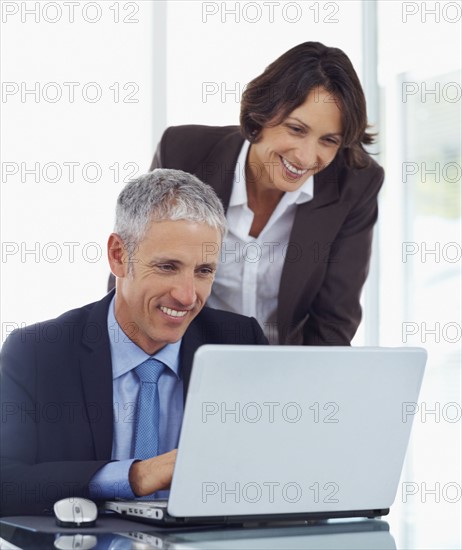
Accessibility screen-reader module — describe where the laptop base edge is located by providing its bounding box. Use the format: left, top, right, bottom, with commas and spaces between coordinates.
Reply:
111, 507, 390, 527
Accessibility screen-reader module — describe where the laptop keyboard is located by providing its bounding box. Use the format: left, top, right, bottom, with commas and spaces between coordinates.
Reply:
149, 499, 168, 508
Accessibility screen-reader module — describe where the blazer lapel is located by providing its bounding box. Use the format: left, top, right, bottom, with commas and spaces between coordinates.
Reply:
311, 153, 343, 209
79, 292, 115, 460
277, 156, 346, 341
195, 127, 244, 211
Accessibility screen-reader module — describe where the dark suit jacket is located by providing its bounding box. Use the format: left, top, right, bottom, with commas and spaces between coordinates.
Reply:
0, 291, 267, 516
149, 125, 385, 346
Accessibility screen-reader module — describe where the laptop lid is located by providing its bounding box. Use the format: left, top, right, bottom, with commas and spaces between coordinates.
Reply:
168, 345, 426, 518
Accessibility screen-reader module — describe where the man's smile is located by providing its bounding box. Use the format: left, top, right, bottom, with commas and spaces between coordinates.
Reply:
159, 306, 189, 318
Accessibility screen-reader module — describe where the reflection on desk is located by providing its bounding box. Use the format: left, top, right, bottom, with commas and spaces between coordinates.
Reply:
0, 516, 395, 549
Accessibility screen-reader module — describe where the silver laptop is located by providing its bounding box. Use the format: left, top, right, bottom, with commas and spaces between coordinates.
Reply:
105, 345, 426, 526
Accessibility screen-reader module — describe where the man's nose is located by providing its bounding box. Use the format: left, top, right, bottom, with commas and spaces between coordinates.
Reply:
170, 273, 197, 307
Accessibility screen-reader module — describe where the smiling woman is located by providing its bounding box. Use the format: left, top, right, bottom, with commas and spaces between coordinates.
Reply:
138, 42, 385, 346
245, 87, 343, 237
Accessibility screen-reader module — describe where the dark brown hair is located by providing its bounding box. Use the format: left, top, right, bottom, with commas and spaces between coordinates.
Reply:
240, 42, 376, 169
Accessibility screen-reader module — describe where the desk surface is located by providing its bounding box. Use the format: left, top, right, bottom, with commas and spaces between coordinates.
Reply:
0, 515, 394, 549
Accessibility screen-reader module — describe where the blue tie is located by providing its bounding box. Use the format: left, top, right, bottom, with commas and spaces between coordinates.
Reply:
133, 358, 165, 460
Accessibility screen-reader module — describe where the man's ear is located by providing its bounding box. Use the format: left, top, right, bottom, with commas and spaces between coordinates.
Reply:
107, 233, 128, 278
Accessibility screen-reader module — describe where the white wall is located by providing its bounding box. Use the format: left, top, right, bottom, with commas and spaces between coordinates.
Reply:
1, 1, 156, 336
166, 1, 362, 126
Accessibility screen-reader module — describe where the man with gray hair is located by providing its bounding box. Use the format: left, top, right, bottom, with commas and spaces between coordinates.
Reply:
0, 169, 267, 516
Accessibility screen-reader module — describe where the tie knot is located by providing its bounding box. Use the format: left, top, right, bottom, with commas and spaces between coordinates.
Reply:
134, 358, 165, 383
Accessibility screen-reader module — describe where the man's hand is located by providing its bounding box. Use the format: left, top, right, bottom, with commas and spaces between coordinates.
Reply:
129, 449, 177, 496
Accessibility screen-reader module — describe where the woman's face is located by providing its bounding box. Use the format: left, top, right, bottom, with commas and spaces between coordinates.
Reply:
247, 87, 343, 193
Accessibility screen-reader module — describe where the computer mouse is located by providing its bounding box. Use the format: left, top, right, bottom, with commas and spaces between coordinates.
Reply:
53, 497, 98, 527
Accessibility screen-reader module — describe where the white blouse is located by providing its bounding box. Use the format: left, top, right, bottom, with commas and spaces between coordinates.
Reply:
207, 140, 314, 344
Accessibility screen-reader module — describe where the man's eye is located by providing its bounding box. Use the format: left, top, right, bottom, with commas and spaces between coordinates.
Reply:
197, 267, 214, 276
157, 264, 175, 272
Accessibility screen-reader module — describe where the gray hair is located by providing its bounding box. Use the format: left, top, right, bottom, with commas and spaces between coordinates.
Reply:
114, 169, 227, 258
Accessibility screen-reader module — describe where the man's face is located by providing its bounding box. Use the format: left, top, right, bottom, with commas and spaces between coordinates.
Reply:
108, 219, 221, 354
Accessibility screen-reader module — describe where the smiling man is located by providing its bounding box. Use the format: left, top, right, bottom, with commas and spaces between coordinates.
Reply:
0, 169, 267, 516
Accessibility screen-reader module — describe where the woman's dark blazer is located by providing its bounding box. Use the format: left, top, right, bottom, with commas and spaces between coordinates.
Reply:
149, 125, 385, 346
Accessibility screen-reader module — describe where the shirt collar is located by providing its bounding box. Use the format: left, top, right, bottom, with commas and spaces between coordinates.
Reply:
288, 175, 314, 205
229, 140, 314, 207
230, 140, 250, 206
107, 295, 182, 380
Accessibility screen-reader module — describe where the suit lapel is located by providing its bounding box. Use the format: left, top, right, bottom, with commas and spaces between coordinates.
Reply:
179, 320, 203, 403
79, 292, 115, 460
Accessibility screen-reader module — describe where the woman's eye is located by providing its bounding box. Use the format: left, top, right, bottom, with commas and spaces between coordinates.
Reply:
288, 125, 303, 134
324, 137, 340, 145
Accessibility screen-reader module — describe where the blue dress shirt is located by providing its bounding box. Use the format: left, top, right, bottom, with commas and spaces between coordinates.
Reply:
89, 296, 183, 499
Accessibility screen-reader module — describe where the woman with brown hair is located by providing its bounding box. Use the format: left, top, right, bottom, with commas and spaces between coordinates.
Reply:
131, 42, 384, 345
